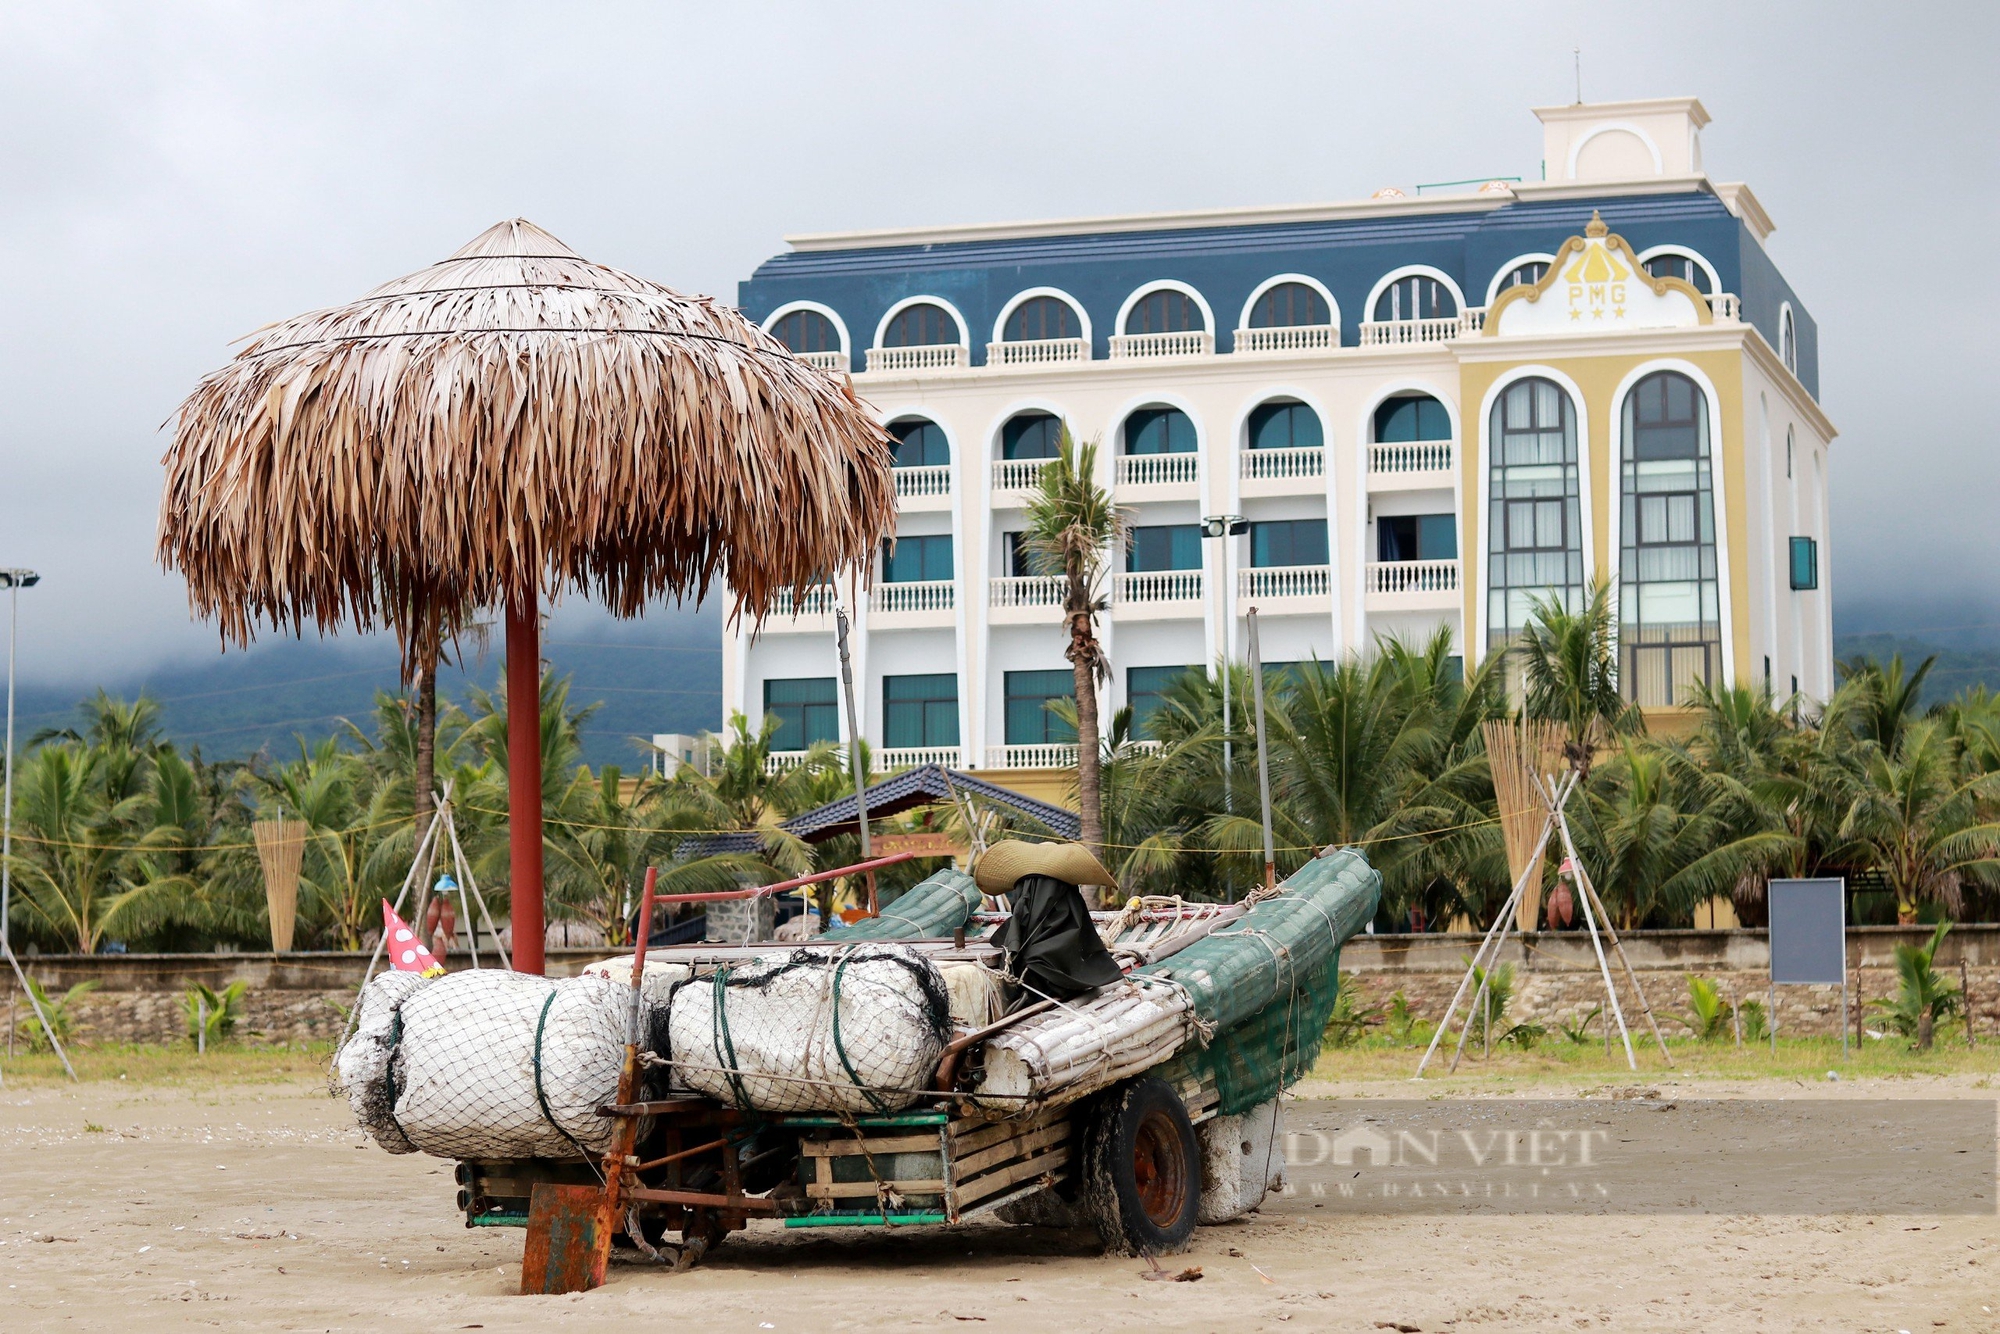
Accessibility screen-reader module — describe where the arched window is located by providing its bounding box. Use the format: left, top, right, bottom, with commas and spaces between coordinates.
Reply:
1497, 260, 1548, 294
1374, 274, 1457, 322
1001, 411, 1064, 461
888, 418, 949, 468
769, 308, 841, 354
1246, 282, 1329, 328
1486, 378, 1583, 652
1373, 394, 1451, 442
1619, 370, 1720, 706
1000, 295, 1080, 342
1124, 289, 1204, 335
1642, 253, 1714, 295
1779, 307, 1798, 374
882, 302, 959, 347
1248, 400, 1323, 451
1124, 407, 1196, 455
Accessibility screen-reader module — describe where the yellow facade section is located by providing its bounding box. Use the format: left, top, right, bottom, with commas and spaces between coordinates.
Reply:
1456, 346, 1751, 689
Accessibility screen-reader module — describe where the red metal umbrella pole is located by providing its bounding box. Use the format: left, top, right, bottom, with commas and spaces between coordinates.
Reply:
507, 596, 546, 975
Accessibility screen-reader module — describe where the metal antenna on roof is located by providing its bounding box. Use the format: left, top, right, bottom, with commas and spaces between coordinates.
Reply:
1573, 47, 1582, 104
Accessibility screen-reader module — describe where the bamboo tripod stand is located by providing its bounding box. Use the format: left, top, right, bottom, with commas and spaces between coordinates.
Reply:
1414, 763, 1675, 1077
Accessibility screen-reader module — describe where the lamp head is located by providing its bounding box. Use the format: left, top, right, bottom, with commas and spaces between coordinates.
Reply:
0, 570, 38, 589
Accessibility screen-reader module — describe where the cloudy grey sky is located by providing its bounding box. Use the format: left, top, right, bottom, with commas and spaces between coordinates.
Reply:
2, 1, 1994, 689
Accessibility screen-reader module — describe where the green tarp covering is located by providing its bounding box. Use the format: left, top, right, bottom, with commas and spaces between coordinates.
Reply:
1147, 848, 1380, 1116
827, 867, 981, 941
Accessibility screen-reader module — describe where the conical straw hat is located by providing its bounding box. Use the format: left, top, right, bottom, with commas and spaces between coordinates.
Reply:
973, 840, 1117, 894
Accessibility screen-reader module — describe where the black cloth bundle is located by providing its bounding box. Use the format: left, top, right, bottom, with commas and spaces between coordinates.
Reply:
991, 874, 1124, 1004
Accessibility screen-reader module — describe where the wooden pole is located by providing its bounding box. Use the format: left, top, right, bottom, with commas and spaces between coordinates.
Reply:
834, 607, 876, 915
1962, 959, 1975, 1048
1567, 850, 1675, 1067
1245, 608, 1276, 893
507, 596, 546, 975
1547, 784, 1636, 1071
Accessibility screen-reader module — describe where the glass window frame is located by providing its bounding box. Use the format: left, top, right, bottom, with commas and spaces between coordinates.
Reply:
1003, 669, 1078, 746
882, 673, 960, 749
763, 677, 839, 751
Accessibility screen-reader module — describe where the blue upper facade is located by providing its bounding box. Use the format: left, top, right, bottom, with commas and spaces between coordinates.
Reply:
739, 189, 1818, 399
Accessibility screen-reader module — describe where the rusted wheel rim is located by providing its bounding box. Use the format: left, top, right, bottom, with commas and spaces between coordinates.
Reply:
1131, 1107, 1188, 1226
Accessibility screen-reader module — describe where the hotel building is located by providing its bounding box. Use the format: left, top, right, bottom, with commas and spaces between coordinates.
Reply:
718, 97, 1835, 777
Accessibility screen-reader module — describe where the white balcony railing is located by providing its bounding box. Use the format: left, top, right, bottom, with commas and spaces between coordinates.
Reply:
989, 575, 1064, 608
1707, 292, 1741, 322
1240, 564, 1331, 600
892, 465, 951, 500
993, 458, 1054, 493
1233, 325, 1336, 354
770, 583, 838, 617
1115, 570, 1203, 603
874, 746, 963, 773
1109, 330, 1214, 359
871, 580, 955, 614
986, 337, 1090, 367
1366, 559, 1460, 594
763, 750, 814, 774
797, 350, 850, 373
1358, 309, 1485, 346
1116, 452, 1199, 487
865, 343, 971, 373
1368, 441, 1454, 474
1241, 446, 1325, 481
985, 743, 1079, 769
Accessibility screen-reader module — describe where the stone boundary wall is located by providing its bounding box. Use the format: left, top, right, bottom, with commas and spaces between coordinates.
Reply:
4, 928, 1995, 1046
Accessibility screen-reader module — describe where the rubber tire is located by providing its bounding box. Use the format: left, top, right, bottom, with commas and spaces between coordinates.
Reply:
1079, 1076, 1201, 1256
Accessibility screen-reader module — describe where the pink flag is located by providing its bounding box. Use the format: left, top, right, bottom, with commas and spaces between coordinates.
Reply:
383, 899, 445, 977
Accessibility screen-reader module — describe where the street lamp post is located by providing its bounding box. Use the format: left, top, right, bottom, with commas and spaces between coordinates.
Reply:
1, 568, 40, 957
1199, 516, 1247, 812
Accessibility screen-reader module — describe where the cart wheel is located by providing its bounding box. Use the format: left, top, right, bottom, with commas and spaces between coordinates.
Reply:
1080, 1077, 1200, 1255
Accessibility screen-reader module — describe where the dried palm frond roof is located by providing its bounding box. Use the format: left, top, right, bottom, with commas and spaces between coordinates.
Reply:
159, 218, 894, 663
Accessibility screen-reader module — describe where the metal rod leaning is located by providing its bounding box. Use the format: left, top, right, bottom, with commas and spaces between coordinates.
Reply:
1566, 839, 1674, 1067
1546, 780, 1636, 1070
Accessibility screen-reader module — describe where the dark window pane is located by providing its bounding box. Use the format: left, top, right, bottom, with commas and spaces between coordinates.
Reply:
883, 534, 953, 582
1003, 295, 1078, 342
1790, 536, 1817, 590
883, 302, 958, 347
883, 673, 959, 749
1002, 412, 1062, 460
1643, 253, 1713, 295
1417, 513, 1458, 560
1373, 394, 1451, 442
771, 309, 840, 354
1255, 518, 1329, 568
1127, 665, 1193, 737
1499, 261, 1548, 292
1124, 407, 1196, 455
1128, 524, 1203, 572
1249, 401, 1323, 450
888, 418, 949, 468
1124, 288, 1203, 334
763, 677, 839, 750
1248, 282, 1328, 328
1004, 669, 1078, 745
1373, 275, 1458, 321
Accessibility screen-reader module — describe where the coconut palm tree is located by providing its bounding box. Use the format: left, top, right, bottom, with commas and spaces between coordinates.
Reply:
1021, 428, 1122, 868
1838, 718, 2000, 923
261, 737, 413, 950
1838, 652, 1935, 755
1514, 578, 1633, 774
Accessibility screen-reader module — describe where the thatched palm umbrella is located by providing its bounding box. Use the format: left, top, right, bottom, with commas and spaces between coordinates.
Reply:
160, 219, 894, 972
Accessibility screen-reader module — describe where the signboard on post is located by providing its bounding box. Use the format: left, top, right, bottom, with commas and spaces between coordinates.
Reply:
1768, 877, 1848, 1057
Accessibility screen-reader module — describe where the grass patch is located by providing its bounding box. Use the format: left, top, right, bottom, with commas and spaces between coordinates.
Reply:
1307, 1031, 1997, 1089
0, 1041, 336, 1088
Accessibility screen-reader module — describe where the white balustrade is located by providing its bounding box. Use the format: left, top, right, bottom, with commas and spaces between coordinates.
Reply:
865, 343, 971, 373
1707, 292, 1741, 322
1240, 564, 1330, 599
1233, 325, 1335, 354
892, 465, 952, 499
985, 743, 1079, 769
874, 746, 963, 773
986, 337, 1090, 367
769, 584, 838, 617
763, 750, 814, 774
1108, 330, 1214, 359
1114, 570, 1203, 603
870, 580, 955, 614
1358, 309, 1485, 346
1366, 559, 1460, 594
1241, 446, 1325, 481
797, 350, 849, 372
1368, 441, 1454, 474
993, 458, 1054, 492
1116, 452, 1199, 487
989, 575, 1064, 608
